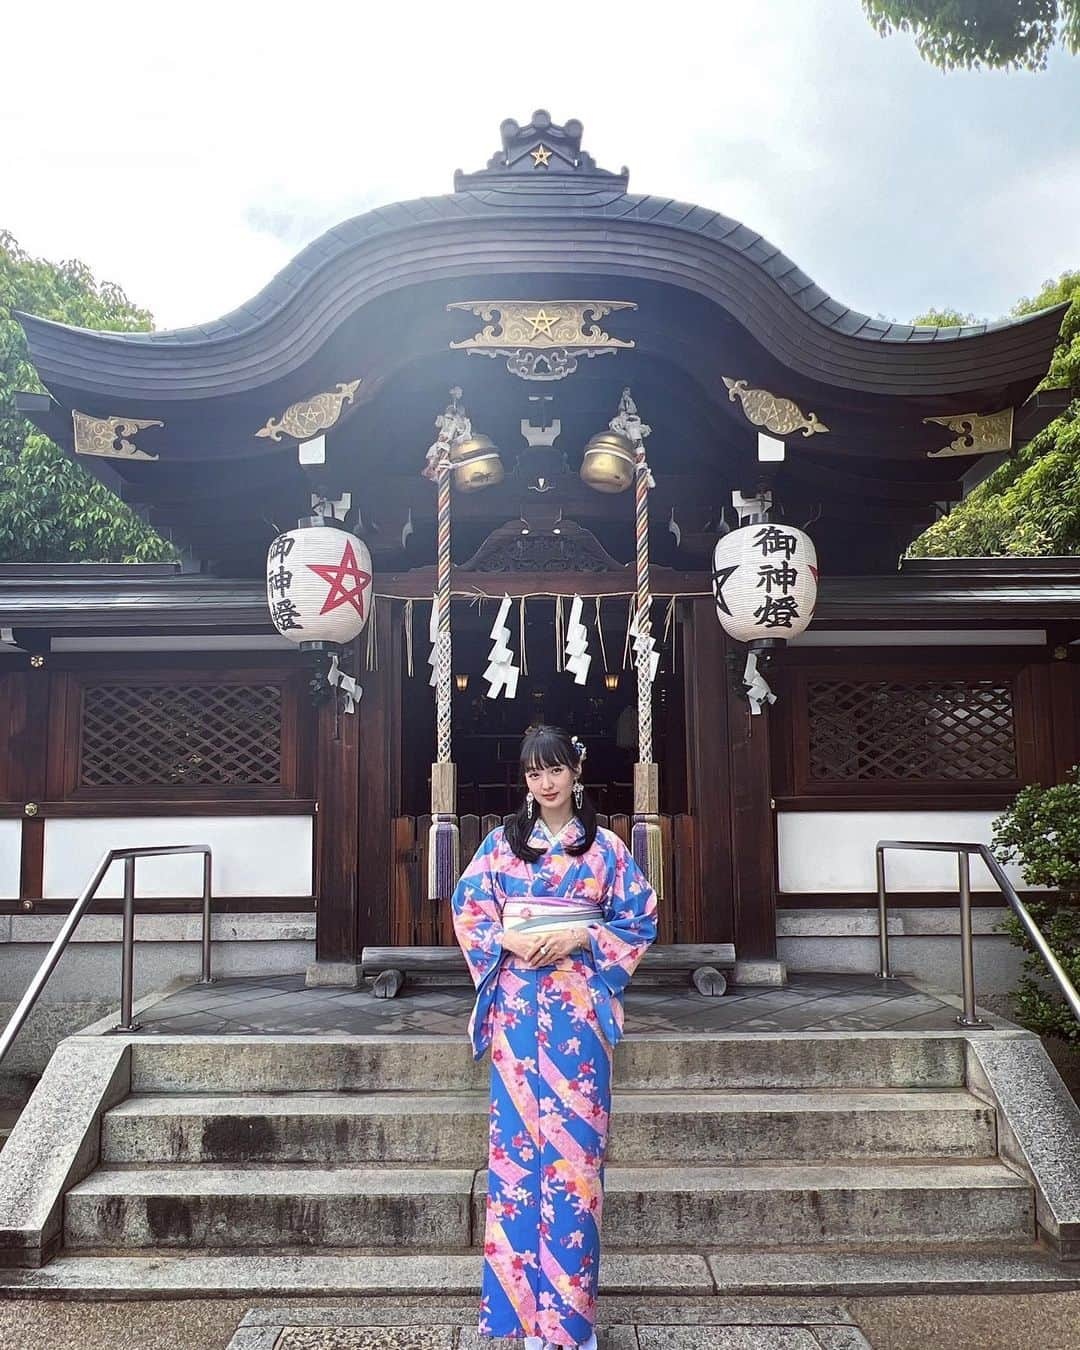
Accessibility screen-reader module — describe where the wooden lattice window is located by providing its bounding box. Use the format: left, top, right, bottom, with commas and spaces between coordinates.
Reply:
79, 682, 283, 788
807, 677, 1017, 782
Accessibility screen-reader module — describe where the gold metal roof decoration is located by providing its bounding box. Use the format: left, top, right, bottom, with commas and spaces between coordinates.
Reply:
256, 379, 362, 442
924, 408, 1014, 458
448, 300, 636, 382
722, 378, 829, 438
72, 411, 162, 461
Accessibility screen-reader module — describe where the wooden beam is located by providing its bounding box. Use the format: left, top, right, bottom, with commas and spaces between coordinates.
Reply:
374, 568, 711, 600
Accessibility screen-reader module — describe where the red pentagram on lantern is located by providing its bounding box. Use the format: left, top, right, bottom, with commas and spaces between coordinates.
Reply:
307, 540, 372, 619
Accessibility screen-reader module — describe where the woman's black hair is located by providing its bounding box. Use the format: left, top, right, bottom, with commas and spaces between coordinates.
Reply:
503, 724, 598, 863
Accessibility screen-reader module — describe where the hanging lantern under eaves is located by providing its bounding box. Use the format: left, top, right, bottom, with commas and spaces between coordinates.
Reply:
712, 522, 818, 644
266, 517, 373, 649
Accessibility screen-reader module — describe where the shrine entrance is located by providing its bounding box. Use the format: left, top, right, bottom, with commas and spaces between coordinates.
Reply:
393, 595, 695, 946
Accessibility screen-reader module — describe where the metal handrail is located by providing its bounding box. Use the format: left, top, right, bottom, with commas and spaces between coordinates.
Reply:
0, 844, 213, 1066
876, 839, 1080, 1030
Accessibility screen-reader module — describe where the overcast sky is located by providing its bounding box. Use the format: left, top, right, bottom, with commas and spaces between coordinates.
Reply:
3, 0, 1077, 332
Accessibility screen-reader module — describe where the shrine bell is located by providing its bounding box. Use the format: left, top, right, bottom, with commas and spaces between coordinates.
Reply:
450, 434, 504, 492
580, 430, 635, 493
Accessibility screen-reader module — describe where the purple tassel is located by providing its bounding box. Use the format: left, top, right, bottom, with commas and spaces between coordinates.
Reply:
428, 813, 460, 902
632, 814, 664, 899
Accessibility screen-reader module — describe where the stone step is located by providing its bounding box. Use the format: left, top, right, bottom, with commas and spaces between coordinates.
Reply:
129, 1032, 967, 1095
480, 1161, 1034, 1249
4, 1246, 1077, 1300
64, 1166, 476, 1250
101, 1088, 997, 1166
64, 1159, 1032, 1252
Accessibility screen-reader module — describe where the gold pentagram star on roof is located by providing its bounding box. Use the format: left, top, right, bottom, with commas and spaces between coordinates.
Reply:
531, 144, 552, 168
524, 308, 558, 338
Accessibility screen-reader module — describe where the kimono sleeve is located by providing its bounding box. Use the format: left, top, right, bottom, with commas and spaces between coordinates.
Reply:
451, 829, 508, 1057
584, 830, 658, 1044
450, 828, 506, 990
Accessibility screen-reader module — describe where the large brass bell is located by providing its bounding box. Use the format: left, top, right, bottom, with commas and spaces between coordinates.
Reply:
580, 430, 635, 493
450, 434, 504, 492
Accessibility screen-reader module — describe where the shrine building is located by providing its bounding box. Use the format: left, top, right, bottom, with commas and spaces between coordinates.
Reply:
1, 110, 1075, 1047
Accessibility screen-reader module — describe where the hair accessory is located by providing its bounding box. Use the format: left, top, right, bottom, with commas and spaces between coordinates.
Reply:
571, 734, 587, 763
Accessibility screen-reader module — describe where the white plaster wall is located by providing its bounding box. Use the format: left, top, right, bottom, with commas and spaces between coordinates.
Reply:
777, 933, 1024, 994
0, 820, 20, 899
42, 816, 313, 898
777, 810, 1033, 894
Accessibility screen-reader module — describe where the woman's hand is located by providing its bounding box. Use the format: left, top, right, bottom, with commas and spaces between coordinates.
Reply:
499, 929, 546, 965
501, 926, 591, 968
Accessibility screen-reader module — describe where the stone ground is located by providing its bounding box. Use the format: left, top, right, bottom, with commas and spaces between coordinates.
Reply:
109, 971, 1006, 1038
2, 1293, 1080, 1350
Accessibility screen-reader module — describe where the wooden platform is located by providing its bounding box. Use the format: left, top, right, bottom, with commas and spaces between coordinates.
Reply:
361, 942, 737, 998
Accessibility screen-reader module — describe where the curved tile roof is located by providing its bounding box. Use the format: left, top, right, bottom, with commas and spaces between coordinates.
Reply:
39, 188, 1060, 350
16, 112, 1069, 404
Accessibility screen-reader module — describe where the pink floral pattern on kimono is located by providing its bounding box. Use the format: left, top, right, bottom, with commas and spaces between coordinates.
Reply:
452, 819, 657, 1346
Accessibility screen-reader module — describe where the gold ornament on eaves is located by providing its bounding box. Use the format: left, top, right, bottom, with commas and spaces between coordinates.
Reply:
72, 411, 163, 460
256, 379, 362, 442
448, 301, 636, 351
722, 377, 829, 437
923, 408, 1014, 458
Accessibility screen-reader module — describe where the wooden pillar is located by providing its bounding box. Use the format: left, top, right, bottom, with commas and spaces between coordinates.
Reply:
6, 657, 50, 904
682, 599, 735, 943
314, 598, 400, 966
725, 633, 779, 959
1047, 651, 1080, 785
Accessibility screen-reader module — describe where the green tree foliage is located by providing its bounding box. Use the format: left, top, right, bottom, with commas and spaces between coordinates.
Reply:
863, 0, 1080, 71
910, 307, 976, 327
992, 772, 1080, 1043
0, 231, 174, 563
908, 271, 1080, 558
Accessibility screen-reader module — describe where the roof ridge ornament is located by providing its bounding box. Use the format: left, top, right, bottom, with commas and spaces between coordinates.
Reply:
454, 110, 629, 193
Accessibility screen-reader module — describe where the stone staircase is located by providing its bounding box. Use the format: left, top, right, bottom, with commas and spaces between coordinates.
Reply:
59, 1033, 1039, 1264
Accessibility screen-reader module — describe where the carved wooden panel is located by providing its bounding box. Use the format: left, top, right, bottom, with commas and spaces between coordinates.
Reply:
458, 519, 625, 573
806, 677, 1017, 782
79, 681, 283, 788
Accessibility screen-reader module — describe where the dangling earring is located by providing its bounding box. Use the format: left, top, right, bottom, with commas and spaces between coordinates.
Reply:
573, 782, 584, 810
526, 791, 537, 814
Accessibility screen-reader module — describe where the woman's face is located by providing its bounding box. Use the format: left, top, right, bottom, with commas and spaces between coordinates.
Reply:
524, 759, 579, 812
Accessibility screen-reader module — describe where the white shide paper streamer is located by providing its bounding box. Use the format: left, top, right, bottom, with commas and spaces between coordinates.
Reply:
483, 594, 520, 699
563, 594, 592, 686
744, 651, 777, 716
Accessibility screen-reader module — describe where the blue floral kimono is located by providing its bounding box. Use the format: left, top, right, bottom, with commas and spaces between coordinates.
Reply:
451, 819, 658, 1346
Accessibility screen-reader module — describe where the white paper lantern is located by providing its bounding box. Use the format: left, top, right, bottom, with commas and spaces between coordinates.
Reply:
712, 523, 818, 643
266, 523, 373, 647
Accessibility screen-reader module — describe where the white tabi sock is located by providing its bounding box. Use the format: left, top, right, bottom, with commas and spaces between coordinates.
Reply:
542, 1337, 597, 1350
524, 1338, 544, 1350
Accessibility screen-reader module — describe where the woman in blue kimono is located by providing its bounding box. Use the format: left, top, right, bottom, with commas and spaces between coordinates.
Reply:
451, 725, 658, 1350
